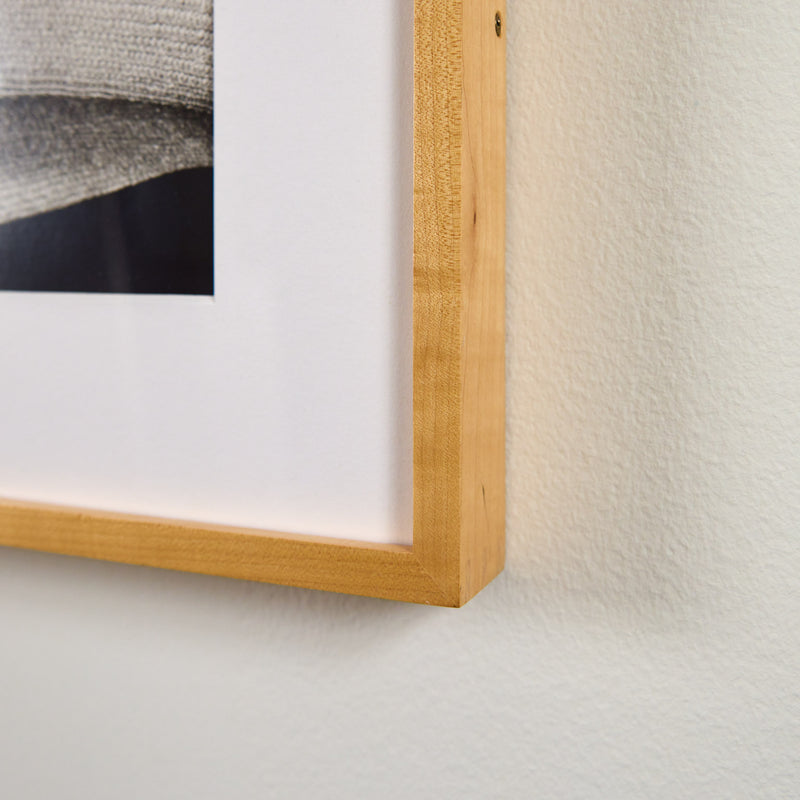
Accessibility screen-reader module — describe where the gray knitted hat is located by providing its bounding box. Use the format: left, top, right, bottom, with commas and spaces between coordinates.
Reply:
0, 0, 213, 225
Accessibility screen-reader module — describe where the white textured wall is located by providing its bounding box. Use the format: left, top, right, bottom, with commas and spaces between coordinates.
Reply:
1, 1, 798, 796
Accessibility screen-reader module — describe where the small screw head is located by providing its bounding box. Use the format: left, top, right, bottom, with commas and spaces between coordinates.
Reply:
495, 11, 502, 37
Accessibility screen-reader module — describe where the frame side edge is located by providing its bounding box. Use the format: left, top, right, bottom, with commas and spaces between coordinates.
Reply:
458, 0, 507, 605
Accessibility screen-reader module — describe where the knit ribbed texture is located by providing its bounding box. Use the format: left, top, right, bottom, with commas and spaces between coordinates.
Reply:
0, 97, 212, 226
0, 0, 212, 110
0, 0, 213, 224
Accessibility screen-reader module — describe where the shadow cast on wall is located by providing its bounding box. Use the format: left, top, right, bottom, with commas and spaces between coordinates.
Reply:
504, 0, 797, 628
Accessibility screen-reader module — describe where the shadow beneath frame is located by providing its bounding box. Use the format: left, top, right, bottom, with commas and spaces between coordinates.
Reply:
0, 546, 435, 664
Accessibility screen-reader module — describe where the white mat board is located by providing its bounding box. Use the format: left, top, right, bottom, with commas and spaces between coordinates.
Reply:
0, 0, 413, 545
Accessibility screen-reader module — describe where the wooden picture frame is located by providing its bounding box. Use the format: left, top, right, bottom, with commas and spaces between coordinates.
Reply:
0, 0, 505, 607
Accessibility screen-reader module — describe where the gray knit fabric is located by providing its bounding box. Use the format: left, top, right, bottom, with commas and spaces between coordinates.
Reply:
0, 0, 212, 225
0, 0, 212, 109
0, 97, 212, 226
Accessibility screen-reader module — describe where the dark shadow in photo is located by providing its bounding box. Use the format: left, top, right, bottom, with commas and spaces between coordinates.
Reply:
0, 167, 213, 295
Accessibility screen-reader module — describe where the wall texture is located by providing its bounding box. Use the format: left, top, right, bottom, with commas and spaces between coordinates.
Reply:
1, 1, 798, 797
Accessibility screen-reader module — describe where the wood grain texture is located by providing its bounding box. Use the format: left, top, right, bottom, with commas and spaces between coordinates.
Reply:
0, 0, 505, 607
412, 0, 506, 604
459, 0, 506, 603
0, 499, 449, 605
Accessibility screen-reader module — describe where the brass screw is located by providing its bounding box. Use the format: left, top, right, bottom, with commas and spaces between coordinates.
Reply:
495, 11, 502, 37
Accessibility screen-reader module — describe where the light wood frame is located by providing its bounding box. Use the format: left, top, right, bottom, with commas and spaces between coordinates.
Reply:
0, 0, 505, 607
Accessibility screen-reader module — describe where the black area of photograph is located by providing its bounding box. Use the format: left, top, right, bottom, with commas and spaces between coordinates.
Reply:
0, 0, 214, 295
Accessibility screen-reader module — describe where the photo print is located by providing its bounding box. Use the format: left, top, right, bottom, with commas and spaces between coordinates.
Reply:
0, 0, 213, 294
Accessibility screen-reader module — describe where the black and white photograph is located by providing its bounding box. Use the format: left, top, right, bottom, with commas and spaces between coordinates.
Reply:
0, 0, 213, 294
